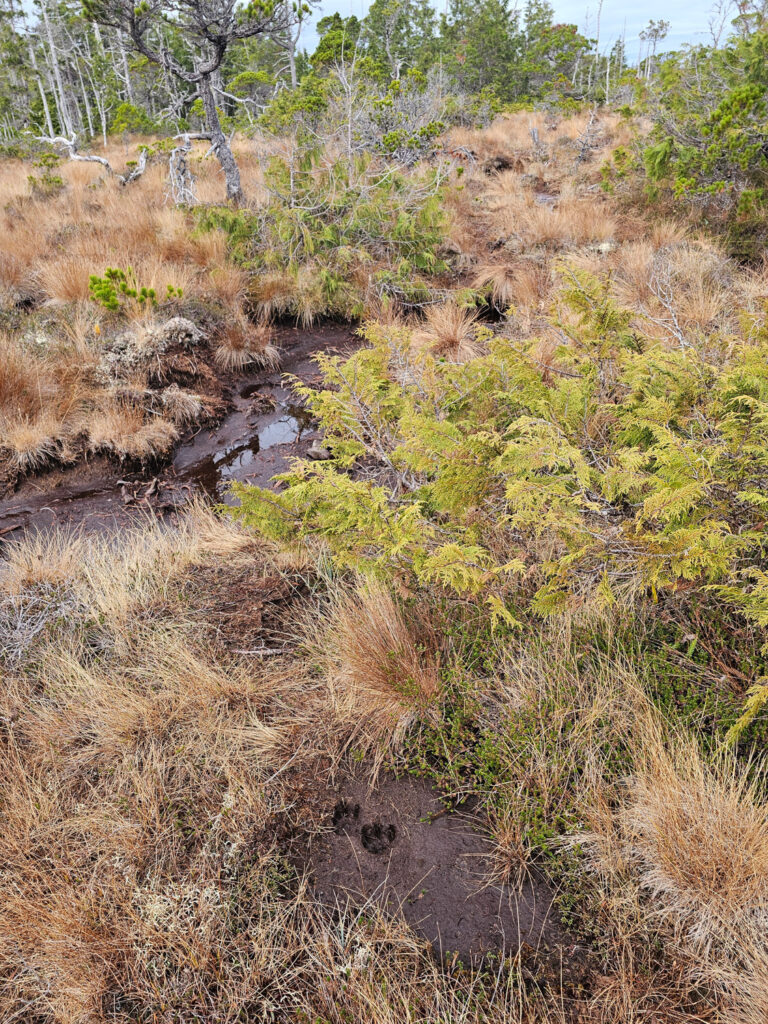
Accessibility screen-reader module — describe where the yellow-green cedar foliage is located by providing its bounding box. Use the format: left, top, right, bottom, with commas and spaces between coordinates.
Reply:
233, 275, 768, 690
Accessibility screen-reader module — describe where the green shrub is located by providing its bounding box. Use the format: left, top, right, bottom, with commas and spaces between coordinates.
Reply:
109, 102, 157, 135
642, 27, 768, 251
27, 151, 64, 197
232, 273, 768, 667
197, 151, 448, 320
89, 266, 166, 312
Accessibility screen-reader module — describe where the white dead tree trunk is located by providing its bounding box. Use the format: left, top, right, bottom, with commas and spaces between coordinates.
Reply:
168, 133, 197, 204
27, 35, 55, 137
39, 0, 73, 135
116, 31, 134, 103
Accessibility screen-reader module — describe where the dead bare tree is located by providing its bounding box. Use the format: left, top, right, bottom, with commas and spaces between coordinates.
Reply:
271, 1, 315, 89
82, 0, 296, 203
168, 133, 198, 204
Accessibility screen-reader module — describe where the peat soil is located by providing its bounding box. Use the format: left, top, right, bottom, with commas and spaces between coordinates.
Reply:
0, 322, 355, 538
307, 774, 585, 981
0, 319, 593, 997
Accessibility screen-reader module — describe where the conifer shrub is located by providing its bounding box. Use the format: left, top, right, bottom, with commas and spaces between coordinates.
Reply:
197, 152, 448, 321
27, 152, 64, 197
232, 274, 768, 732
641, 27, 768, 254
88, 267, 182, 313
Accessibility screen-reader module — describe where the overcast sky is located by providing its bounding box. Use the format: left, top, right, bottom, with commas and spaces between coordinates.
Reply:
302, 0, 729, 59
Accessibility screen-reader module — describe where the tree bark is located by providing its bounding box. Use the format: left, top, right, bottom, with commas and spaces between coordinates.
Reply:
288, 44, 297, 89
117, 31, 134, 103
74, 54, 94, 137
28, 38, 55, 137
40, 1, 72, 135
198, 71, 244, 204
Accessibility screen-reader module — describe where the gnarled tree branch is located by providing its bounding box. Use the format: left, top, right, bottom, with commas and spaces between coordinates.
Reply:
37, 135, 150, 186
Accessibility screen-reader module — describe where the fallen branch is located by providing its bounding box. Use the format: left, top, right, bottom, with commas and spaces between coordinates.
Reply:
37, 134, 150, 186
37, 134, 111, 171
233, 647, 285, 656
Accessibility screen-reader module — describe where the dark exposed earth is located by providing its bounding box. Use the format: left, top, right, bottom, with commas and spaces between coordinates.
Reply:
307, 774, 576, 967
0, 322, 356, 537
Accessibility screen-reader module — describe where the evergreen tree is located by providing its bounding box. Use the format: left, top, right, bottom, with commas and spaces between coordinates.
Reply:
311, 12, 362, 68
362, 0, 437, 78
439, 0, 523, 100
0, 0, 31, 137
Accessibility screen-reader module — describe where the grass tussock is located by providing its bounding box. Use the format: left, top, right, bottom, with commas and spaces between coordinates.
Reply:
310, 581, 442, 770
86, 400, 180, 460
0, 308, 216, 483
159, 383, 205, 425
412, 301, 482, 361
214, 316, 280, 371
619, 745, 768, 952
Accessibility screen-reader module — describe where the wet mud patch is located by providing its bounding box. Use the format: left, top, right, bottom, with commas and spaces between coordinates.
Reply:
0, 324, 356, 539
308, 774, 572, 967
168, 322, 353, 498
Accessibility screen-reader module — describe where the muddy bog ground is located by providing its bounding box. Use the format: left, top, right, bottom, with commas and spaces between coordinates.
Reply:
307, 774, 581, 975
0, 322, 356, 538
1, 321, 588, 983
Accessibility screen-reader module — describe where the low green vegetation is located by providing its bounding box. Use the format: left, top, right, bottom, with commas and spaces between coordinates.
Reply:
234, 277, 768, 742
198, 152, 448, 321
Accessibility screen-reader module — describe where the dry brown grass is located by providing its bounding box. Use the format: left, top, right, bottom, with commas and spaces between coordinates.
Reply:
0, 138, 278, 479
0, 329, 96, 477
501, 629, 768, 1024
4, 112, 768, 1024
0, 413, 69, 472
412, 301, 483, 361
250, 270, 300, 322
485, 627, 768, 1024
473, 259, 550, 313
0, 512, 568, 1024
310, 580, 442, 771
441, 110, 768, 365
214, 315, 279, 371
620, 744, 768, 953
0, 323, 206, 481
86, 400, 179, 460
0, 140, 260, 312
513, 197, 616, 249
36, 254, 96, 304
160, 383, 205, 425
575, 734, 768, 1023
608, 236, 741, 344
206, 263, 249, 306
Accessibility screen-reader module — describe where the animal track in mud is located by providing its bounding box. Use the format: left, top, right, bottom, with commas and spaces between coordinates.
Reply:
332, 799, 360, 832
361, 822, 397, 854
310, 777, 571, 963
331, 801, 396, 854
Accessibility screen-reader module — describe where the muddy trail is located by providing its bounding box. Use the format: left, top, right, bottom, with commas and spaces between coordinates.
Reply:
0, 323, 355, 539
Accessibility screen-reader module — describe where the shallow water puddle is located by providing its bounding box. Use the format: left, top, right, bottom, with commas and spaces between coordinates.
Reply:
172, 401, 315, 499
0, 324, 356, 536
